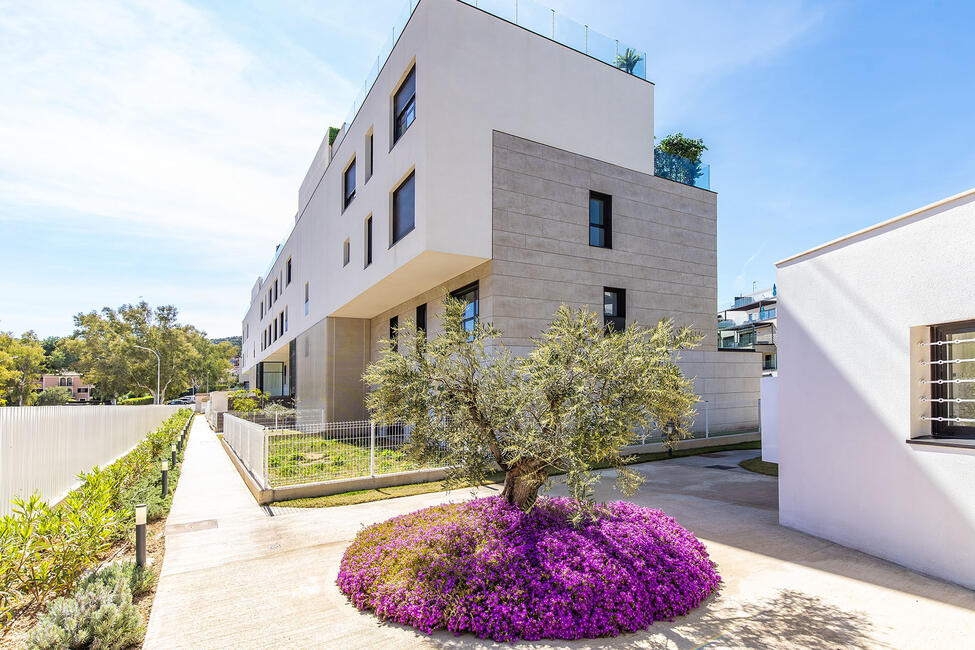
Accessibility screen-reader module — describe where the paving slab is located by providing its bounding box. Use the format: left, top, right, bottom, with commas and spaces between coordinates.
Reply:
145, 420, 975, 649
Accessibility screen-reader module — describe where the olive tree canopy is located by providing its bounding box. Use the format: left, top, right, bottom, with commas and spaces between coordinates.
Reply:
364, 295, 700, 516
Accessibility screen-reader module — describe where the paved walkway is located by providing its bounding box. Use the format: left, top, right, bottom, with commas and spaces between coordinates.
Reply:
145, 417, 975, 649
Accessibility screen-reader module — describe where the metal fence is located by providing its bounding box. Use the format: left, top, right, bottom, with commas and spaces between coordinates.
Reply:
223, 399, 761, 491
0, 405, 182, 515
223, 413, 449, 489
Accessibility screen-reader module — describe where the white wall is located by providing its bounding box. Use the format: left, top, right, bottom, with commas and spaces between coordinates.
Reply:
760, 375, 778, 463
776, 189, 975, 589
0, 405, 181, 514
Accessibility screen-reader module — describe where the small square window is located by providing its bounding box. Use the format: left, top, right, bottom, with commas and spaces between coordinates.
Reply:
603, 287, 626, 332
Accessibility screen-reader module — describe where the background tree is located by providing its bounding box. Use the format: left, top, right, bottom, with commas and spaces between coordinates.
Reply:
40, 336, 82, 374
74, 302, 234, 403
364, 296, 700, 517
0, 332, 46, 406
654, 132, 708, 186
614, 47, 644, 74
36, 386, 72, 405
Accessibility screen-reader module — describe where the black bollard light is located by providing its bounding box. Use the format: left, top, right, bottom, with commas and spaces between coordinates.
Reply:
177, 435, 182, 453
135, 503, 147, 567
171, 444, 177, 468
161, 459, 169, 497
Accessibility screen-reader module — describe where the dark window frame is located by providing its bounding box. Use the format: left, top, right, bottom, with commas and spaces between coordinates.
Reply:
343, 157, 356, 209
603, 287, 626, 332
393, 66, 416, 145
416, 303, 427, 337
365, 216, 373, 267
286, 257, 292, 285
389, 315, 399, 352
343, 239, 350, 267
366, 131, 374, 181
391, 171, 415, 246
930, 319, 975, 438
589, 191, 612, 249
450, 281, 479, 334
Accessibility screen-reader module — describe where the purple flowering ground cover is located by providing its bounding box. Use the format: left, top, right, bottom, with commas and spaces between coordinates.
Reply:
337, 496, 720, 642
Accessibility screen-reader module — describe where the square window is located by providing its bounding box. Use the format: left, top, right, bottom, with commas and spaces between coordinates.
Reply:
344, 157, 356, 209
589, 191, 612, 248
929, 320, 975, 438
393, 66, 416, 144
603, 287, 626, 332
392, 172, 415, 245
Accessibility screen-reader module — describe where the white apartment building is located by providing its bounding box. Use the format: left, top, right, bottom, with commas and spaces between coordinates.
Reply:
718, 286, 777, 374
240, 0, 760, 429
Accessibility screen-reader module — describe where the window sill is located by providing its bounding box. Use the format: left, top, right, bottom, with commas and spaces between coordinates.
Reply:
906, 436, 975, 451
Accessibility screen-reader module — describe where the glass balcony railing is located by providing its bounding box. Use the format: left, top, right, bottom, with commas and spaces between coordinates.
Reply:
654, 149, 710, 190
718, 319, 736, 329
459, 0, 647, 80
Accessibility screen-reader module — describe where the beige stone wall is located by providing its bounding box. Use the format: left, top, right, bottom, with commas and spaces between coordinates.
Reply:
490, 131, 759, 432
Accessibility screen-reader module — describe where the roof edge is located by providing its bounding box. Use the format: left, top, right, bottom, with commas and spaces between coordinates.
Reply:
775, 186, 975, 267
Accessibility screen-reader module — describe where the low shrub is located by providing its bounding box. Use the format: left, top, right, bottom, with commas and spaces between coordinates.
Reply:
28, 564, 144, 650
338, 496, 720, 642
0, 409, 191, 628
120, 396, 153, 406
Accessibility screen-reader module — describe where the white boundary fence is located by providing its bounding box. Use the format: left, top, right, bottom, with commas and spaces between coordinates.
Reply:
0, 405, 181, 515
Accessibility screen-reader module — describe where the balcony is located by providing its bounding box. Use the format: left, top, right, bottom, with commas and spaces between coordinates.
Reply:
654, 149, 710, 190
459, 0, 648, 80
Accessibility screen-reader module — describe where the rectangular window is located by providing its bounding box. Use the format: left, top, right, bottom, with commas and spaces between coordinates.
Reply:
284, 307, 288, 332
260, 301, 264, 318
268, 288, 272, 306
59, 377, 72, 386
365, 216, 373, 266
344, 157, 356, 209
286, 257, 292, 285
274, 319, 278, 341
343, 238, 350, 266
451, 282, 479, 333
603, 287, 626, 332
279, 312, 284, 338
929, 320, 975, 438
304, 282, 309, 316
389, 315, 399, 352
416, 303, 427, 336
365, 131, 374, 180
274, 279, 279, 301
589, 191, 612, 248
393, 66, 416, 144
392, 171, 415, 245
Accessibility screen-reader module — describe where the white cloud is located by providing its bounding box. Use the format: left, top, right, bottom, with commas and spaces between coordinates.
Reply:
0, 0, 350, 245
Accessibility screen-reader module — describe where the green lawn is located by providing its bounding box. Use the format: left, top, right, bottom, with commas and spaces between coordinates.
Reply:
273, 440, 762, 508
739, 455, 779, 477
265, 430, 439, 487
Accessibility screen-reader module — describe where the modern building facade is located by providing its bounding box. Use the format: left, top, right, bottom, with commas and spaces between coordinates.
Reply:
776, 187, 975, 589
38, 372, 95, 402
718, 286, 777, 374
240, 0, 759, 430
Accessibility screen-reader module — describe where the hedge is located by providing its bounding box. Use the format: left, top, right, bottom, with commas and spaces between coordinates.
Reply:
119, 396, 154, 406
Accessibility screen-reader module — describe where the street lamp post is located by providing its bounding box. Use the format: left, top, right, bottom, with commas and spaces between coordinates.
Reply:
134, 345, 161, 405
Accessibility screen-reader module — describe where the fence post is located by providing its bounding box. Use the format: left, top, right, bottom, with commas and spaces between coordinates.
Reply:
705, 400, 710, 438
370, 420, 376, 477
758, 398, 762, 434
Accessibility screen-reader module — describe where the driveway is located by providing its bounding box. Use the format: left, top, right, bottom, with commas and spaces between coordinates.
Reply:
145, 422, 975, 649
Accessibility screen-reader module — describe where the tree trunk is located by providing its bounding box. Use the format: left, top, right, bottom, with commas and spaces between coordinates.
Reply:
501, 464, 542, 511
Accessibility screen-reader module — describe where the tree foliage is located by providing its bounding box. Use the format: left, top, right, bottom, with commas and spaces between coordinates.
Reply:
0, 332, 46, 406
36, 387, 72, 406
654, 133, 708, 187
614, 47, 644, 74
364, 295, 700, 517
656, 132, 707, 162
73, 302, 233, 403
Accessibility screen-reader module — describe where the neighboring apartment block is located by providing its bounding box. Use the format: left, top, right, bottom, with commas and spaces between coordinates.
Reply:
38, 372, 95, 402
240, 0, 760, 430
718, 286, 777, 374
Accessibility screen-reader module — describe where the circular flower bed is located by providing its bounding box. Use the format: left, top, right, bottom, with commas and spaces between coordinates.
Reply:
337, 496, 720, 642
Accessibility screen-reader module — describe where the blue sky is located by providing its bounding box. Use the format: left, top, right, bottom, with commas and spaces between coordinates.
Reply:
1, 0, 973, 338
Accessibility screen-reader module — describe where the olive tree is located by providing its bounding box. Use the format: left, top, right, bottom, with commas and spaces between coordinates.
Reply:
364, 295, 700, 515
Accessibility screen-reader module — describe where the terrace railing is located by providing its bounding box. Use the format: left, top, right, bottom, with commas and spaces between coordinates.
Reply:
654, 149, 710, 190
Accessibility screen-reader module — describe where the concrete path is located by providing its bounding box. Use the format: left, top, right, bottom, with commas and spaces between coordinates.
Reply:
145, 417, 975, 649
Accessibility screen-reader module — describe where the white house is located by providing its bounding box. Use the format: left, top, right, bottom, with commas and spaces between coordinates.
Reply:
239, 0, 760, 431
776, 187, 975, 589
